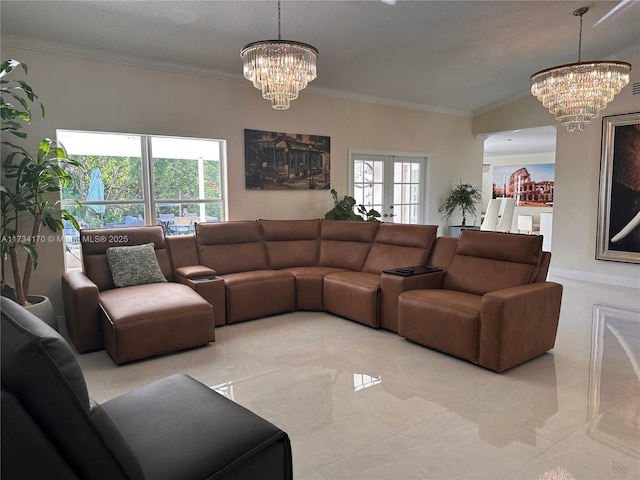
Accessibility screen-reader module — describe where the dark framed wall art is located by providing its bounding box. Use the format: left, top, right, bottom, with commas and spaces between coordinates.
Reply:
596, 112, 640, 263
244, 129, 330, 190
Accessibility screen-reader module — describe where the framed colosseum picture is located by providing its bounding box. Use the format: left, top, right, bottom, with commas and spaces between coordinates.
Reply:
596, 112, 640, 263
492, 163, 555, 207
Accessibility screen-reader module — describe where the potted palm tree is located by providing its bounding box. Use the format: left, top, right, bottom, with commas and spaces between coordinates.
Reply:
1, 59, 82, 323
439, 181, 482, 229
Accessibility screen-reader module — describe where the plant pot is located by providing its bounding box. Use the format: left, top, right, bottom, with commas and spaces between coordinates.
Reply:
24, 295, 58, 331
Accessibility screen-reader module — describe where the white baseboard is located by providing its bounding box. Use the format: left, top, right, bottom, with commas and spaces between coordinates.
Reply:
549, 267, 640, 289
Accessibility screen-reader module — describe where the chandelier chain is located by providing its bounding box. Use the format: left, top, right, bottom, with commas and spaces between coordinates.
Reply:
278, 0, 281, 40
577, 9, 583, 62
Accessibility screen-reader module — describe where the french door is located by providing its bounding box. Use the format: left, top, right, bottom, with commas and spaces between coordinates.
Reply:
349, 151, 428, 224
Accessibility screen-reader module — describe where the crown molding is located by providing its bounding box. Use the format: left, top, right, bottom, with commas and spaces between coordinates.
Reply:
473, 89, 532, 117
1, 34, 245, 84
307, 85, 472, 117
2, 34, 472, 118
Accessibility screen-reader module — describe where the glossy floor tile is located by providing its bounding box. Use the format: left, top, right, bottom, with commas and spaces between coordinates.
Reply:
76, 277, 640, 479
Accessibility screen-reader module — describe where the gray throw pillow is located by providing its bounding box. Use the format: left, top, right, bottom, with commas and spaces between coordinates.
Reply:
106, 243, 167, 288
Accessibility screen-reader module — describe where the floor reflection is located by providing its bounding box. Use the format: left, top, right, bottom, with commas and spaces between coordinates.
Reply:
588, 304, 640, 458
353, 373, 382, 392
77, 279, 640, 479
538, 465, 576, 480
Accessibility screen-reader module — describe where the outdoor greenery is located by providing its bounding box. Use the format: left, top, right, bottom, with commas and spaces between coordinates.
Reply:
61, 154, 222, 229
324, 189, 381, 222
0, 59, 82, 305
438, 181, 482, 226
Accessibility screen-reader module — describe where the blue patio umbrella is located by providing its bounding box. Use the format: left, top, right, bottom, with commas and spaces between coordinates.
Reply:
86, 167, 105, 213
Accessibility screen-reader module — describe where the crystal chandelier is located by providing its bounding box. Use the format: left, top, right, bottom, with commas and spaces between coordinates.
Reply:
530, 7, 631, 132
241, 0, 318, 110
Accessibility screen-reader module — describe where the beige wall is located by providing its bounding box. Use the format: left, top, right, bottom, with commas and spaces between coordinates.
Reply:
3, 46, 483, 313
475, 48, 640, 286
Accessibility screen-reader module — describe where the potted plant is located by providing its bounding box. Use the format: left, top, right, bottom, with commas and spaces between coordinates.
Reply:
324, 189, 381, 222
438, 181, 482, 227
1, 59, 82, 320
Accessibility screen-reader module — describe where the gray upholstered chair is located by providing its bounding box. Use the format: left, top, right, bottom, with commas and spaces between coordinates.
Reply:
1, 298, 293, 480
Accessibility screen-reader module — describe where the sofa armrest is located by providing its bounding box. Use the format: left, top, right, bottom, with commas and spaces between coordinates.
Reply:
61, 271, 102, 353
175, 269, 226, 327
479, 281, 563, 372
380, 270, 445, 332
175, 265, 217, 279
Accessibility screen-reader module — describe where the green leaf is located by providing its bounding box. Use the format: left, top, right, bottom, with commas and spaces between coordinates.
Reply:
62, 210, 81, 231
0, 59, 22, 78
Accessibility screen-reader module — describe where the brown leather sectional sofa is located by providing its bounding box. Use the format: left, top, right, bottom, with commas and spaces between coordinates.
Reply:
62, 226, 215, 364
62, 219, 562, 371
397, 230, 562, 372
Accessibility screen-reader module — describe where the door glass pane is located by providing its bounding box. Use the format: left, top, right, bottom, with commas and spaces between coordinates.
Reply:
353, 159, 384, 213
373, 161, 384, 182
393, 159, 421, 224
372, 183, 384, 206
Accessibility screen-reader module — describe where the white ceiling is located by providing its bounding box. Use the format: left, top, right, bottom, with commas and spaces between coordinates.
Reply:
483, 125, 557, 157
2, 0, 638, 155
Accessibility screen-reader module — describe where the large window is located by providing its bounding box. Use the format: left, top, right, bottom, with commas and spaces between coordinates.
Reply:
58, 130, 226, 268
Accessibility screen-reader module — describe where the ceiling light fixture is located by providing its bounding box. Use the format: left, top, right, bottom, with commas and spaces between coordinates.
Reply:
241, 0, 318, 110
530, 7, 631, 132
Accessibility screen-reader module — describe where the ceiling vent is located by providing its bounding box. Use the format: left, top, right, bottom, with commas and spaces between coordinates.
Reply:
632, 82, 640, 97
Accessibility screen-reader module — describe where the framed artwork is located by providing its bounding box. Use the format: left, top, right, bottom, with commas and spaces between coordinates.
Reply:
596, 112, 640, 263
492, 163, 554, 206
244, 129, 330, 190
588, 305, 639, 458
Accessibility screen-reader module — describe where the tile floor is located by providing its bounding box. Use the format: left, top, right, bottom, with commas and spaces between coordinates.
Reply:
76, 277, 640, 479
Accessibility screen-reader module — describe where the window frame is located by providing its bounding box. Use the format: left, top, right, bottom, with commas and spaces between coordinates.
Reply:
58, 129, 228, 228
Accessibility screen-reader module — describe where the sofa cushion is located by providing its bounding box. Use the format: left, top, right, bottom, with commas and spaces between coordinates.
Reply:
318, 220, 379, 271
165, 235, 200, 269
398, 289, 482, 362
222, 270, 296, 323
259, 219, 320, 269
81, 226, 172, 291
362, 224, 437, 274
323, 272, 381, 327
2, 299, 90, 411
1, 386, 81, 479
426, 236, 458, 270
442, 230, 543, 296
101, 374, 292, 480
281, 266, 348, 310
106, 243, 168, 288
196, 221, 268, 274
100, 283, 215, 364
1, 299, 143, 479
